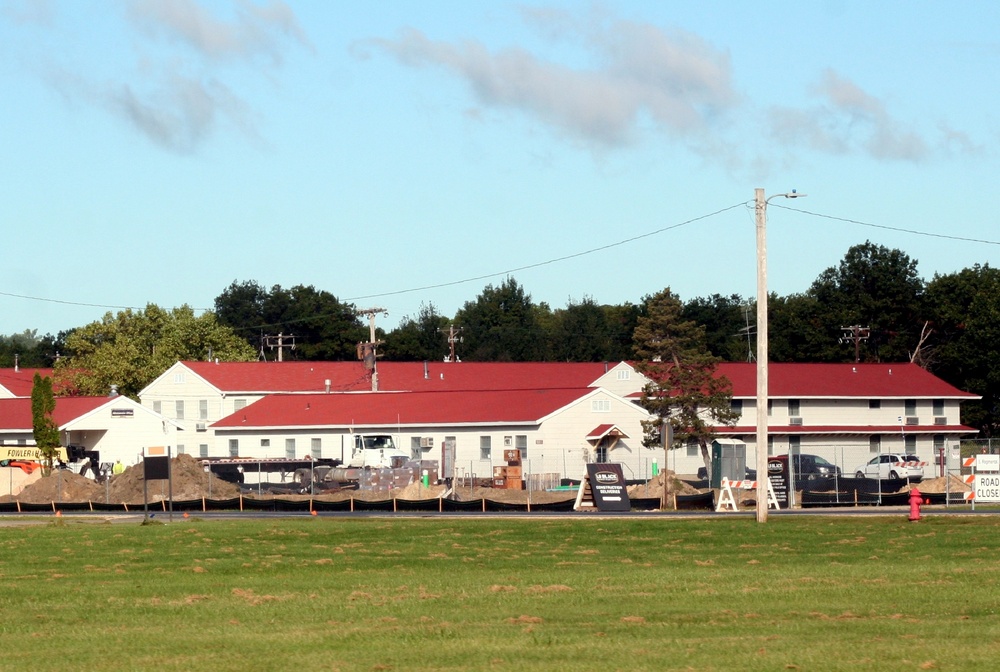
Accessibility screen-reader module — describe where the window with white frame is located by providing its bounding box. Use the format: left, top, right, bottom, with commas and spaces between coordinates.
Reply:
480, 436, 491, 461
260, 438, 270, 448
788, 399, 800, 417
516, 435, 528, 460
174, 371, 185, 384
199, 399, 209, 421
234, 399, 247, 411
596, 443, 608, 462
285, 438, 296, 459
933, 399, 945, 416
591, 399, 611, 412
933, 434, 945, 452
228, 439, 239, 457
175, 400, 185, 420
199, 444, 208, 458
731, 399, 743, 414
789, 436, 801, 454
905, 435, 917, 452
616, 369, 630, 380
311, 438, 322, 459
153, 400, 161, 414
176, 444, 185, 455
870, 435, 881, 453
905, 399, 917, 416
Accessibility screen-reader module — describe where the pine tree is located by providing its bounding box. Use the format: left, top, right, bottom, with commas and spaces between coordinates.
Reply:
31, 373, 60, 471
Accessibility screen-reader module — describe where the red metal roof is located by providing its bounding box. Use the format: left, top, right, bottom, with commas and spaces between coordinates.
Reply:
0, 368, 54, 397
212, 388, 596, 428
181, 361, 610, 394
0, 397, 112, 430
586, 424, 629, 440
717, 363, 976, 399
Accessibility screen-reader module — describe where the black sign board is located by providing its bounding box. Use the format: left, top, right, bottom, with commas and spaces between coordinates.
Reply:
584, 463, 631, 512
767, 457, 789, 508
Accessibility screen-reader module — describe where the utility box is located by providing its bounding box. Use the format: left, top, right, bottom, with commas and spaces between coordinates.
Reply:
710, 439, 748, 489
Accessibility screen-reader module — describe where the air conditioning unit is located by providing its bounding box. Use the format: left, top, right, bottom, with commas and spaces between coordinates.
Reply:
419, 437, 434, 448
905, 417, 919, 425
789, 417, 803, 426
196, 423, 207, 432
934, 417, 947, 425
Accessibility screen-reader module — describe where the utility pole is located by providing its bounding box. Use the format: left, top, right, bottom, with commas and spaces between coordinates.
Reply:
261, 332, 296, 362
838, 325, 870, 363
440, 325, 463, 362
356, 308, 387, 391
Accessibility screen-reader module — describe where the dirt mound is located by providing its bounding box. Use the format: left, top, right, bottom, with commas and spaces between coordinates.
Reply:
3, 454, 242, 505
909, 475, 970, 494
0, 470, 104, 504
627, 471, 703, 500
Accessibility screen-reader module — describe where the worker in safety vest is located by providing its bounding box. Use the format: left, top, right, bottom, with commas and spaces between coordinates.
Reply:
112, 460, 124, 475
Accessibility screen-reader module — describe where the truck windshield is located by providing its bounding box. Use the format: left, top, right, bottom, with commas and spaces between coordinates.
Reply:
361, 436, 395, 450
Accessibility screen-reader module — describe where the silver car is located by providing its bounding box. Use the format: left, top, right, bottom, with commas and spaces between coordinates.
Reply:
853, 453, 924, 482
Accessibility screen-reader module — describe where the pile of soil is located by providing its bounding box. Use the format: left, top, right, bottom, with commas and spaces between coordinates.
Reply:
627, 471, 703, 500
3, 454, 242, 505
906, 475, 971, 493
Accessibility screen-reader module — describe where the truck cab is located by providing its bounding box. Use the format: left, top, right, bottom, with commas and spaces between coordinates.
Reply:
346, 434, 409, 469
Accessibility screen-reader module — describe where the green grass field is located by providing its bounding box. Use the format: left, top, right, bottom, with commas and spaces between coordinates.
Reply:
1, 513, 999, 671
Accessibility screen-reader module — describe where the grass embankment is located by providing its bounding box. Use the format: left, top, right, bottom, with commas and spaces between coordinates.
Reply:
0, 515, 998, 671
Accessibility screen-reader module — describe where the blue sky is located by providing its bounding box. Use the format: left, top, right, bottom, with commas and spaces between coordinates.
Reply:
2, 0, 998, 338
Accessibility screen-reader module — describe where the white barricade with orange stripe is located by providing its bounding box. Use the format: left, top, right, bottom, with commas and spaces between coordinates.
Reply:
716, 477, 780, 512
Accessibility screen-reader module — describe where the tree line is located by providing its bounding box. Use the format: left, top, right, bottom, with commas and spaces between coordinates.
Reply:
2, 241, 998, 436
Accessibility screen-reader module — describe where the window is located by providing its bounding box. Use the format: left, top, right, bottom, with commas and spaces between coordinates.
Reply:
933, 399, 945, 416
175, 400, 185, 420
933, 434, 945, 452
260, 439, 270, 448
174, 371, 185, 384
591, 399, 611, 412
152, 400, 162, 414
285, 438, 296, 460
731, 399, 743, 414
199, 400, 209, 421
616, 369, 630, 380
767, 436, 774, 455
870, 435, 881, 453
176, 444, 185, 455
905, 399, 917, 416
767, 399, 773, 417
596, 444, 608, 462
311, 438, 322, 459
410, 437, 423, 460
516, 435, 528, 460
480, 436, 492, 461
789, 436, 801, 454
788, 400, 800, 417
869, 399, 881, 409
199, 444, 208, 458
234, 399, 247, 411
905, 435, 917, 452
228, 439, 239, 457
686, 439, 698, 457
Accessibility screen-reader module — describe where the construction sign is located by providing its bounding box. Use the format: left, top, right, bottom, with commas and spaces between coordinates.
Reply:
574, 463, 630, 512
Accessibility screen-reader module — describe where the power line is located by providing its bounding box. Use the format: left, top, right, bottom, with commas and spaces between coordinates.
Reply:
772, 203, 1000, 246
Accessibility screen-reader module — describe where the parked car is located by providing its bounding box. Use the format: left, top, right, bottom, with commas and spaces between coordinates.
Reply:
852, 453, 924, 482
774, 454, 842, 490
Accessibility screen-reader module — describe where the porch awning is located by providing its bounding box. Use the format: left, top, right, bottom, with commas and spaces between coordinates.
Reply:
586, 424, 629, 441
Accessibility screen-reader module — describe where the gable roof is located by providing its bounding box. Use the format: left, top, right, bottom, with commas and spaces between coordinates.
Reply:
212, 387, 606, 429
0, 396, 111, 431
0, 368, 54, 397
169, 361, 613, 395
716, 363, 976, 399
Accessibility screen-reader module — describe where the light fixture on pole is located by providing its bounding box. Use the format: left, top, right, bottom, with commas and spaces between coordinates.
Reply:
755, 187, 805, 523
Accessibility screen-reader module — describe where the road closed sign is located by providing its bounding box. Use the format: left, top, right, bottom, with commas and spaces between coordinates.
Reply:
974, 474, 1000, 502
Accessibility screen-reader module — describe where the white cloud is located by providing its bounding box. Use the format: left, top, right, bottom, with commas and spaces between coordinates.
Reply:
768, 69, 929, 162
127, 0, 310, 64
363, 15, 738, 149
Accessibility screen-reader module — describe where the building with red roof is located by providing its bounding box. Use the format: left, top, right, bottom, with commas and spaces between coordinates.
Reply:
136, 359, 978, 481
0, 367, 54, 398
0, 395, 181, 469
